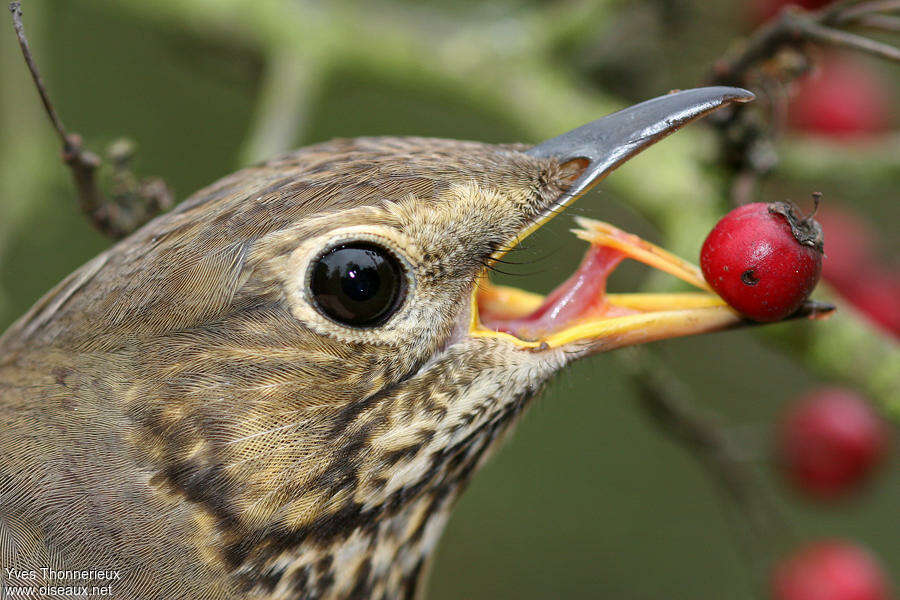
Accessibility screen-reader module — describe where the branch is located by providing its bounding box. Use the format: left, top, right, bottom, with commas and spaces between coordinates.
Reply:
238, 48, 322, 166
8, 2, 66, 145
797, 18, 900, 61
708, 0, 900, 204
0, 5, 59, 319
761, 285, 900, 420
713, 1, 900, 85
8, 2, 173, 239
621, 349, 793, 591
850, 13, 900, 33
824, 0, 900, 25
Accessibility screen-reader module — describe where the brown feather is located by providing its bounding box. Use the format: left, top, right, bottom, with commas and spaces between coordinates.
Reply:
0, 137, 578, 599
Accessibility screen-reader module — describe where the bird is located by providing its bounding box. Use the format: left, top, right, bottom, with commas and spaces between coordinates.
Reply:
0, 87, 789, 600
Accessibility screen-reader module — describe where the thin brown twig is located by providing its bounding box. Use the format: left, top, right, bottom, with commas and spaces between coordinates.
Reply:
708, 0, 900, 206
9, 2, 105, 224
713, 4, 900, 85
9, 2, 67, 146
851, 13, 900, 31
825, 0, 900, 24
797, 17, 900, 60
622, 350, 795, 592
818, 0, 876, 21
629, 356, 792, 546
7, 2, 173, 239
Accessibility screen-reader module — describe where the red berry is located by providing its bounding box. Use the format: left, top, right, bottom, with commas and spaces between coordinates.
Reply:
779, 388, 889, 499
773, 541, 892, 600
815, 206, 900, 338
700, 202, 823, 322
844, 273, 900, 338
815, 206, 877, 293
789, 56, 892, 138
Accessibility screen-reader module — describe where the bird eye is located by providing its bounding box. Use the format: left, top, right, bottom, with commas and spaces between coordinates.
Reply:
309, 242, 407, 327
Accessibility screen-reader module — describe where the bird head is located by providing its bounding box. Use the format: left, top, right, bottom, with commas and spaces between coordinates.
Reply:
4, 87, 821, 598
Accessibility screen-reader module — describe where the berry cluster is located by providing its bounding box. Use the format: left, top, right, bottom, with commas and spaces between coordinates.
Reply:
699, 200, 894, 598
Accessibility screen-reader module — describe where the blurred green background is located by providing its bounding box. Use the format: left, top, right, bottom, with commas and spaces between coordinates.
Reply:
0, 1, 897, 598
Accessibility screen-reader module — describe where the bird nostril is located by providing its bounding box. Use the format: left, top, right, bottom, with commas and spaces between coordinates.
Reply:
558, 157, 591, 187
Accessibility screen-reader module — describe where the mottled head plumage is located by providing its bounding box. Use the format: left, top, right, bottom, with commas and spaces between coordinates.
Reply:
2, 88, 762, 599
1, 136, 575, 599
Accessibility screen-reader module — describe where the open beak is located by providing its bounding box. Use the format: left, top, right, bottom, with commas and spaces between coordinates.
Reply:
469, 87, 833, 352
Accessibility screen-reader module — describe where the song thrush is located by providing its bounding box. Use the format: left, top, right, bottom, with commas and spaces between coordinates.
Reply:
2, 88, 798, 599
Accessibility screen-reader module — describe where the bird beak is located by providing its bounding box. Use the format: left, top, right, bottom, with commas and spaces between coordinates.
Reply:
521, 86, 755, 238
468, 87, 833, 352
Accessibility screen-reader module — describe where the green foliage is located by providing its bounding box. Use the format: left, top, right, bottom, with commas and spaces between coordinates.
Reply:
1, 1, 897, 597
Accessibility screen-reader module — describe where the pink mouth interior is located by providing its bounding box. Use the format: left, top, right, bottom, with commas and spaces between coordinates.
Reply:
479, 245, 639, 341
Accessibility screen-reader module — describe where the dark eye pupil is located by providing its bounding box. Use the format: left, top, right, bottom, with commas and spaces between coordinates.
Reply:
310, 243, 406, 327
341, 263, 380, 302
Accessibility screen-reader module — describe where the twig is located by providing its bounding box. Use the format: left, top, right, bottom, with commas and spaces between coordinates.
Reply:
7, 2, 173, 239
761, 285, 900, 420
825, 0, 900, 25
9, 2, 65, 146
797, 18, 900, 61
621, 350, 794, 592
9, 2, 104, 220
850, 13, 900, 32
708, 0, 900, 206
238, 49, 321, 166
713, 3, 900, 84
0, 5, 57, 321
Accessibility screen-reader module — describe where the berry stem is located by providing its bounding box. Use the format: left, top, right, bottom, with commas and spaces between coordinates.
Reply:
768, 200, 825, 252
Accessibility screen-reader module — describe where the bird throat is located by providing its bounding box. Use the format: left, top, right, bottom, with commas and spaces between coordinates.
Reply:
225, 385, 539, 599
